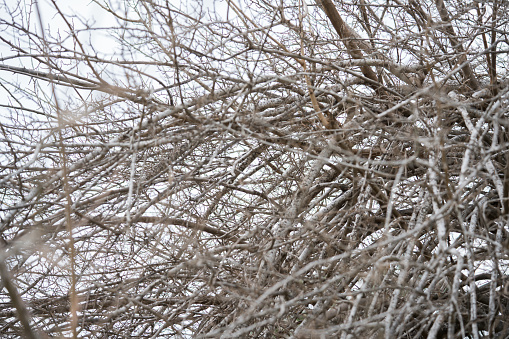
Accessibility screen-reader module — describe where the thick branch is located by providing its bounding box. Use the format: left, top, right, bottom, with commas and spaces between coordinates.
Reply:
317, 0, 379, 84
434, 0, 480, 90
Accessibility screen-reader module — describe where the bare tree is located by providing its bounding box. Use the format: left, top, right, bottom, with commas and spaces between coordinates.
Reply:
1, 0, 509, 337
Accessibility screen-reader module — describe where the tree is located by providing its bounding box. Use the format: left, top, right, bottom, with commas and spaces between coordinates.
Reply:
0, 0, 508, 337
